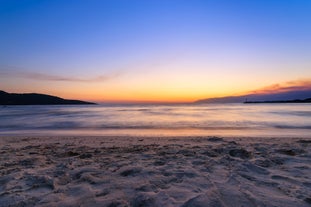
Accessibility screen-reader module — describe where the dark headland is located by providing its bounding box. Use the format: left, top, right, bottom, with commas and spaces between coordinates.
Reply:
244, 97, 311, 104
195, 89, 311, 104
0, 91, 95, 105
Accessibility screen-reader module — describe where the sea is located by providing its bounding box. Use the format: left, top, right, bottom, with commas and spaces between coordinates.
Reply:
0, 103, 311, 137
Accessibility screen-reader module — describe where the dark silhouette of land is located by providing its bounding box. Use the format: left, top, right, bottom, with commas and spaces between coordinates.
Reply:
0, 91, 95, 105
195, 89, 311, 104
244, 97, 311, 104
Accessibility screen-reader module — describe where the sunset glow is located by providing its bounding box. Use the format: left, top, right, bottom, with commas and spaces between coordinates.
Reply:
1, 0, 311, 103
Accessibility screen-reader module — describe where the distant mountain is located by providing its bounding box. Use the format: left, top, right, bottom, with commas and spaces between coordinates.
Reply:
195, 89, 311, 104
0, 91, 95, 105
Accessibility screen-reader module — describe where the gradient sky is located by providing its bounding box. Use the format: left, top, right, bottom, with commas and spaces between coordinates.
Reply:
1, 0, 311, 103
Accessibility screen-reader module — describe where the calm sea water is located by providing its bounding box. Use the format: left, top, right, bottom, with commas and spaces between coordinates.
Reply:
0, 103, 311, 137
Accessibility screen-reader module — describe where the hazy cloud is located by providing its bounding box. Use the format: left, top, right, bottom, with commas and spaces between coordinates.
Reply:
0, 65, 121, 82
18, 71, 120, 82
251, 79, 311, 94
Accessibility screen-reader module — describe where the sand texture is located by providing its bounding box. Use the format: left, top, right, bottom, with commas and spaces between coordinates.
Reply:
0, 136, 311, 207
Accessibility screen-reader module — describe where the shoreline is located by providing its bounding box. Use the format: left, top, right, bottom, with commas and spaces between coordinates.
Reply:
1, 136, 311, 206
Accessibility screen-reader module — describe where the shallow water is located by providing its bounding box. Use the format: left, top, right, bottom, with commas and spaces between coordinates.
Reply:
0, 103, 311, 137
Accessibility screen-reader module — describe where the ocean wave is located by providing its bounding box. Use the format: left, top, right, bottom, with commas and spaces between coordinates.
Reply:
1, 104, 311, 136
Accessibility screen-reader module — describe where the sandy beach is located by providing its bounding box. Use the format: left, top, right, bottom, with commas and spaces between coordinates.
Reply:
0, 136, 310, 207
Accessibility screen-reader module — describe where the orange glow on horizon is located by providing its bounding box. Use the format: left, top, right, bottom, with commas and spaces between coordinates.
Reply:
59, 78, 311, 104
4, 77, 311, 104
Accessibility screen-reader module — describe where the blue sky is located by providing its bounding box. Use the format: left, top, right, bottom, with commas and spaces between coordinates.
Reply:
1, 0, 311, 102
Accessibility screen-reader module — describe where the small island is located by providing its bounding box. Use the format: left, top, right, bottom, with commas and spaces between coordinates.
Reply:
0, 91, 95, 105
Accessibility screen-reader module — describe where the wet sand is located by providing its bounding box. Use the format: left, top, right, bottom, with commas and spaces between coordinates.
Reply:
0, 136, 311, 207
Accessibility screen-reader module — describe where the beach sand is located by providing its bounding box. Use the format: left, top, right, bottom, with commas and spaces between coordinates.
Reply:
0, 136, 310, 207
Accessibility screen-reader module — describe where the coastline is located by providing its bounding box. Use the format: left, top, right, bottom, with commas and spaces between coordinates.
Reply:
1, 136, 310, 206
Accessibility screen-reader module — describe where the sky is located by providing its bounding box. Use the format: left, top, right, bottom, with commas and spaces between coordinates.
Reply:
1, 0, 311, 103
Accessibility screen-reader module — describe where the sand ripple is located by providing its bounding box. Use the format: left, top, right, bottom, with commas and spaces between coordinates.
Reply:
0, 136, 310, 206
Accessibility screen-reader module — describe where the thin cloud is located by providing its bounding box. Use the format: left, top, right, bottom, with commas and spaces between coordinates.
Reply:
250, 79, 311, 94
18, 71, 120, 82
0, 66, 121, 82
